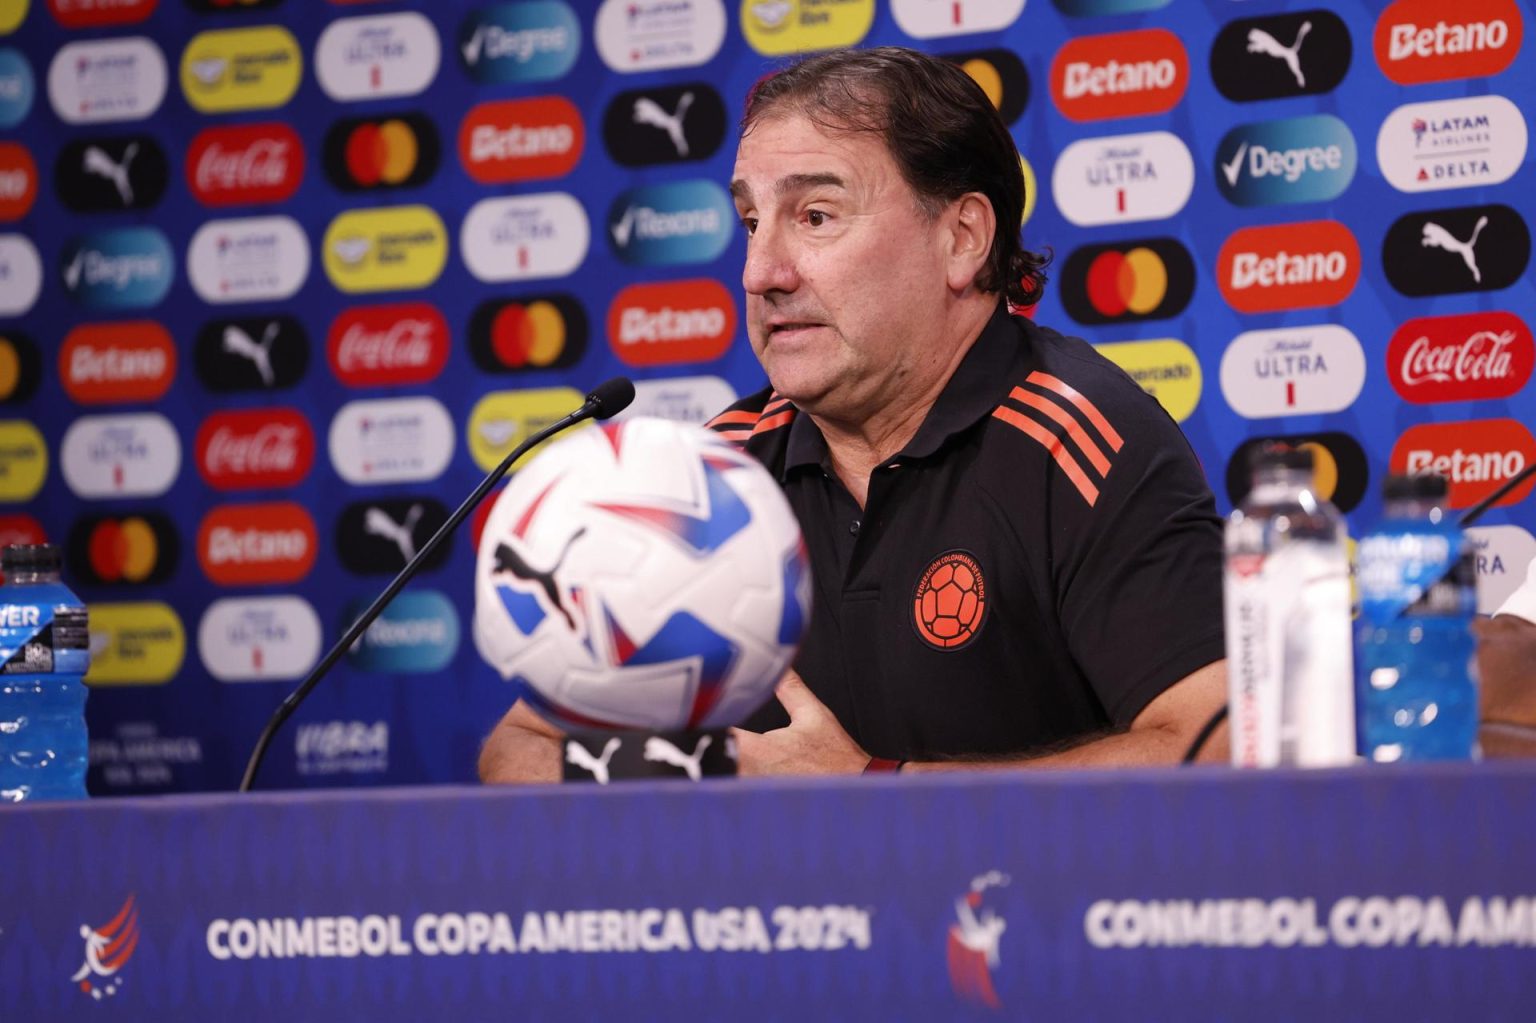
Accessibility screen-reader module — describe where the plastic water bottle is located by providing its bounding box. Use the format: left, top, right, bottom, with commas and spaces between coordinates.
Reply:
1355, 474, 1478, 762
0, 544, 90, 801
1224, 444, 1355, 768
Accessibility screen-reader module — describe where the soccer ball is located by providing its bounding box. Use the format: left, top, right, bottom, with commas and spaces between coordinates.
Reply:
474, 416, 811, 731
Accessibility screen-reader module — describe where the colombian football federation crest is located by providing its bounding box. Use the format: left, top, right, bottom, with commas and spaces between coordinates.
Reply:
914, 551, 987, 650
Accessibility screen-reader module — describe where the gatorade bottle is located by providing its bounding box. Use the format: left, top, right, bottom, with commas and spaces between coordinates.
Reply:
1355, 474, 1479, 762
0, 544, 90, 801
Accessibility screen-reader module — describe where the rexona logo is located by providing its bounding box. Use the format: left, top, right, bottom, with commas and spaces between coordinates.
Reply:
1374, 0, 1522, 85
60, 412, 179, 499
48, 0, 158, 29
457, 1, 580, 85
460, 192, 589, 283
328, 396, 454, 485
741, 0, 874, 56
1381, 203, 1530, 297
1051, 29, 1188, 122
618, 376, 738, 426
1055, 0, 1169, 14
180, 26, 302, 114
1227, 431, 1369, 513
945, 49, 1029, 126
198, 501, 316, 586
48, 37, 166, 124
602, 82, 725, 168
0, 49, 33, 129
459, 97, 582, 184
67, 511, 177, 586
199, 595, 321, 683
1216, 220, 1360, 313
55, 135, 169, 212
1094, 339, 1201, 423
468, 294, 586, 373
324, 113, 440, 191
328, 302, 449, 387
1387, 311, 1534, 404
607, 180, 733, 266
336, 496, 452, 574
594, 0, 726, 73
193, 315, 308, 393
1214, 114, 1356, 207
1391, 419, 1536, 510
1209, 9, 1352, 102
0, 142, 35, 220
344, 590, 459, 673
187, 215, 309, 304
1219, 325, 1366, 419
60, 228, 174, 309
322, 205, 447, 294
1051, 131, 1194, 227
1376, 95, 1526, 194
1466, 524, 1536, 614
195, 408, 314, 491
315, 12, 440, 102
607, 279, 735, 367
1059, 237, 1194, 325
892, 0, 1024, 38
0, 235, 42, 316
186, 123, 303, 206
61, 322, 176, 404
467, 386, 585, 471
0, 331, 40, 404
85, 602, 183, 686
0, 420, 46, 501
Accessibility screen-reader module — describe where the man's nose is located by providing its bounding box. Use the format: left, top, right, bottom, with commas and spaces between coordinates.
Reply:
741, 222, 799, 296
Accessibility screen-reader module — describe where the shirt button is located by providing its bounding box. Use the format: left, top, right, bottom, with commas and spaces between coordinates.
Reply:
849, 520, 861, 536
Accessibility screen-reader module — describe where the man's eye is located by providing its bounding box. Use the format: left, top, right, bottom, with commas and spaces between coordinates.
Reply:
806, 210, 826, 227
741, 217, 758, 235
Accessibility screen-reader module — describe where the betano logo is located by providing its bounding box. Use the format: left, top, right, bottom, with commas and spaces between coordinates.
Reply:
0, 141, 35, 220
60, 412, 179, 499
1050, 28, 1188, 122
2, 0, 28, 33
594, 0, 725, 73
60, 228, 173, 309
1387, 311, 1534, 404
180, 26, 301, 114
186, 215, 309, 304
1051, 131, 1194, 227
0, 331, 39, 404
198, 501, 316, 586
460, 192, 590, 283
1209, 9, 1352, 103
741, 0, 874, 56
0, 234, 42, 316
322, 205, 447, 293
187, 122, 304, 207
0, 420, 46, 501
67, 511, 177, 586
48, 37, 166, 125
607, 180, 734, 266
1391, 419, 1536, 510
1227, 432, 1369, 513
199, 595, 321, 683
607, 279, 735, 367
1214, 114, 1357, 206
458, 1, 581, 85
1059, 237, 1194, 325
196, 408, 314, 491
469, 294, 587, 373
1094, 339, 1201, 423
1219, 325, 1366, 419
328, 302, 449, 387
328, 396, 454, 484
84, 602, 183, 686
459, 97, 583, 184
315, 12, 440, 101
61, 322, 176, 404
892, 0, 1024, 38
1376, 95, 1526, 194
324, 113, 440, 191
467, 387, 585, 471
1374, 0, 1522, 84
0, 48, 32, 129
48, 0, 157, 29
1217, 220, 1360, 313
947, 49, 1029, 126
344, 590, 459, 673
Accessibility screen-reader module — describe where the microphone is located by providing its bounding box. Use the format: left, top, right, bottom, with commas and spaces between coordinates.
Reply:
1458, 458, 1536, 528
238, 377, 636, 792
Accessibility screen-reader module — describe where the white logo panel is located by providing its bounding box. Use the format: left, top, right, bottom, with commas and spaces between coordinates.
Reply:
0, 234, 41, 317
199, 596, 322, 682
460, 193, 589, 283
1220, 325, 1366, 419
617, 376, 739, 426
328, 396, 453, 484
48, 37, 167, 124
891, 0, 1026, 38
595, 0, 725, 72
61, 412, 181, 499
1052, 131, 1194, 227
187, 215, 310, 304
315, 12, 441, 101
1377, 95, 1526, 194
1467, 525, 1536, 616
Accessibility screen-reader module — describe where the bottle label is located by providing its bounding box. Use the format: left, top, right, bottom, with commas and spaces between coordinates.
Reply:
1358, 526, 1475, 625
0, 602, 89, 675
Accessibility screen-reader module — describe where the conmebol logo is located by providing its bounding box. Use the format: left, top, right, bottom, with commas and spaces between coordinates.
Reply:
1214, 114, 1357, 206
607, 180, 734, 266
1386, 312, 1534, 404
327, 303, 449, 388
458, 1, 581, 85
1050, 29, 1188, 122
186, 123, 304, 207
607, 279, 735, 367
60, 322, 176, 405
459, 97, 583, 184
1216, 220, 1360, 313
195, 408, 315, 491
1374, 0, 1522, 84
1390, 419, 1536, 510
198, 502, 317, 586
60, 228, 174, 310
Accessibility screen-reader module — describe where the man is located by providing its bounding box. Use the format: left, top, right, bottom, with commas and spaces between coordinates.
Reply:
1478, 556, 1536, 756
478, 47, 1227, 783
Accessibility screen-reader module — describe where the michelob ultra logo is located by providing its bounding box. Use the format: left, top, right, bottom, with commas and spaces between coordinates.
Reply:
468, 294, 587, 373
460, 192, 590, 283
1209, 10, 1352, 103
61, 322, 176, 404
315, 12, 440, 101
467, 387, 585, 471
595, 0, 725, 73
186, 215, 309, 304
1374, 0, 1522, 84
0, 331, 40, 404
60, 227, 174, 309
607, 279, 736, 367
607, 180, 734, 266
67, 511, 178, 586
1219, 325, 1366, 419
0, 234, 42, 316
1376, 95, 1526, 195
198, 501, 317, 586
328, 303, 450, 388
343, 590, 459, 673
1466, 524, 1536, 614
1381, 203, 1530, 297
1387, 311, 1534, 404
458, 1, 581, 85
0, 142, 36, 220
1217, 220, 1360, 313
459, 97, 582, 184
1051, 28, 1188, 122
741, 0, 874, 55
199, 595, 321, 683
1093, 339, 1201, 423
1059, 237, 1194, 325
328, 396, 454, 485
946, 49, 1029, 126
180, 26, 302, 114
1214, 114, 1357, 206
891, 0, 1024, 38
618, 376, 739, 426
1227, 431, 1369, 513
324, 113, 441, 192
0, 420, 45, 501
323, 206, 448, 293
48, 0, 157, 28
1051, 131, 1194, 227
84, 602, 184, 686
1391, 419, 1536, 510
186, 123, 304, 207
60, 412, 180, 499
0, 48, 31, 129
48, 37, 166, 124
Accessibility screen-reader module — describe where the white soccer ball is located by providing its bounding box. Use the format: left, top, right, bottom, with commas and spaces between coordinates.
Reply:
474, 416, 810, 731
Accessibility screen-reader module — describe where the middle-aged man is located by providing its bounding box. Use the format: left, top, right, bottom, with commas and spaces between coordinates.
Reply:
478, 47, 1228, 783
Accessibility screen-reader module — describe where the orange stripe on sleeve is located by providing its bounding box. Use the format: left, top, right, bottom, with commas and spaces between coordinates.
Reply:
707, 410, 759, 428
992, 406, 1100, 507
1025, 371, 1125, 453
752, 409, 795, 435
1007, 386, 1112, 477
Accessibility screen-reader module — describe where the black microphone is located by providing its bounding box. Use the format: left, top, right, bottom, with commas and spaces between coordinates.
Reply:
239, 377, 636, 792
1459, 458, 1536, 528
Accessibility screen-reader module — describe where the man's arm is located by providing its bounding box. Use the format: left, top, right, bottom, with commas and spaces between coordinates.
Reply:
478, 701, 564, 783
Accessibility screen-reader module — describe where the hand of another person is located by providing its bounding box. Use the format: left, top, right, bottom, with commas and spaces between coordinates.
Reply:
730, 670, 870, 776
1476, 615, 1536, 726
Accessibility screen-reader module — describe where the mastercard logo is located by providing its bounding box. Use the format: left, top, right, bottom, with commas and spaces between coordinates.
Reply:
1060, 238, 1193, 325
323, 113, 439, 192
0, 331, 40, 404
945, 48, 1029, 126
0, 141, 35, 221
1226, 432, 1369, 514
66, 511, 178, 586
469, 294, 587, 373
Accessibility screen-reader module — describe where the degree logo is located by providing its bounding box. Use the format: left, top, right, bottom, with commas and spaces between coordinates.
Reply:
186, 215, 309, 304
328, 396, 454, 485
1376, 95, 1526, 195
67, 511, 177, 585
0, 234, 40, 315
1381, 203, 1530, 297
1219, 325, 1366, 419
343, 590, 459, 673
0, 330, 40, 404
607, 279, 735, 367
180, 26, 301, 114
336, 497, 451, 575
196, 408, 314, 491
603, 82, 726, 168
199, 596, 321, 683
49, 0, 156, 25
607, 180, 734, 266
458, 1, 580, 85
324, 113, 440, 191
85, 602, 184, 686
1209, 10, 1352, 102
945, 49, 1029, 126
48, 37, 166, 124
1227, 432, 1368, 513
193, 315, 308, 393
460, 192, 590, 283
198, 501, 316, 586
0, 142, 36, 220
595, 0, 725, 73
328, 302, 449, 387
54, 134, 170, 212
467, 387, 585, 471
1051, 131, 1194, 227
459, 97, 583, 184
1391, 419, 1536, 510
0, 420, 45, 501
1214, 115, 1357, 207
61, 322, 176, 404
60, 227, 174, 310
1051, 28, 1188, 122
60, 412, 179, 499
186, 123, 303, 207
0, 48, 31, 128
1055, 0, 1169, 13
1059, 237, 1194, 325
1094, 339, 1201, 423
322, 205, 448, 293
1217, 220, 1360, 313
892, 0, 1024, 38
1374, 0, 1522, 85
1387, 311, 1534, 405
912, 551, 986, 650
740, 0, 874, 56
468, 294, 587, 373
315, 12, 440, 101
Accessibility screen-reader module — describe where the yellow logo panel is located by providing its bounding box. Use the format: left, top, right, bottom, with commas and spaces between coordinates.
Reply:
0, 1, 26, 36
468, 387, 586, 472
323, 205, 448, 293
741, 0, 874, 55
181, 26, 302, 114
0, 420, 45, 501
1094, 339, 1202, 423
1021, 156, 1036, 227
85, 601, 185, 686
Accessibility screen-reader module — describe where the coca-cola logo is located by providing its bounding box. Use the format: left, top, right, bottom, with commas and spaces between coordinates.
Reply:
186, 123, 304, 207
195, 408, 314, 491
60, 322, 177, 404
1388, 312, 1535, 404
327, 303, 449, 388
197, 501, 316, 586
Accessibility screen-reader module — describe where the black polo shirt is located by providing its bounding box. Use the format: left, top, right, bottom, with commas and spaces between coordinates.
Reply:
708, 302, 1225, 760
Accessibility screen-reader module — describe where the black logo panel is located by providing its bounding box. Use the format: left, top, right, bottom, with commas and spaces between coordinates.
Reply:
66, 511, 179, 586
1059, 237, 1195, 326
468, 294, 587, 374
602, 83, 727, 168
54, 136, 169, 212
322, 112, 441, 192
943, 48, 1030, 125
1210, 10, 1351, 101
0, 330, 41, 404
1382, 204, 1530, 297
336, 497, 451, 575
1226, 432, 1368, 514
194, 316, 309, 393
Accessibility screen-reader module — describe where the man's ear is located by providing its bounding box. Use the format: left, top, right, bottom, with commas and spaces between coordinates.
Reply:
945, 192, 997, 293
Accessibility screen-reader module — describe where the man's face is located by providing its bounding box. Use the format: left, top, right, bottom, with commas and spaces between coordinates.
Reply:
729, 111, 954, 421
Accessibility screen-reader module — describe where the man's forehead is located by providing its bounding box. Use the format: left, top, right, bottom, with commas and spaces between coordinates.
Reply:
731, 116, 891, 198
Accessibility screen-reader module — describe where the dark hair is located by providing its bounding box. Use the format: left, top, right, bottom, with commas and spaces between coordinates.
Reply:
743, 46, 1049, 307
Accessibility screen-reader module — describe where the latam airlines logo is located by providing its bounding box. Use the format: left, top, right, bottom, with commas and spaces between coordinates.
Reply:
0, 142, 35, 220
61, 322, 176, 404
186, 123, 303, 206
607, 180, 734, 266
741, 0, 874, 56
322, 206, 448, 293
193, 315, 308, 393
1387, 311, 1534, 404
198, 502, 316, 586
324, 114, 441, 191
180, 26, 302, 114
0, 48, 33, 129
1381, 204, 1530, 297
1391, 419, 1536, 511
607, 279, 736, 367
1214, 115, 1357, 207
468, 295, 587, 373
48, 37, 167, 124
60, 412, 180, 499
315, 12, 440, 101
1095, 339, 1201, 423
199, 596, 322, 683
1374, 0, 1522, 84
1376, 95, 1526, 194
1219, 326, 1366, 419
1217, 220, 1360, 314
603, 82, 726, 168
1051, 29, 1188, 122
594, 0, 726, 73
328, 303, 449, 387
55, 135, 170, 212
328, 396, 454, 485
186, 215, 309, 304
1059, 237, 1194, 325
60, 228, 174, 309
459, 97, 582, 184
49, 0, 157, 29
0, 234, 42, 316
1209, 10, 1352, 102
344, 591, 459, 673
458, 1, 581, 85
196, 408, 315, 491
460, 193, 589, 282
892, 0, 1024, 38
1051, 131, 1194, 227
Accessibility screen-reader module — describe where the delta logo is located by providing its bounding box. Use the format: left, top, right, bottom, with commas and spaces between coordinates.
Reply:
945, 49, 1029, 126
0, 48, 33, 129
1217, 220, 1360, 314
457, 1, 580, 85
60, 412, 180, 499
741, 0, 875, 57
1094, 339, 1201, 423
608, 279, 735, 367
60, 228, 174, 310
1381, 203, 1530, 297
1387, 311, 1534, 405
60, 322, 176, 404
1059, 237, 1194, 325
1209, 10, 1352, 103
180, 26, 302, 114
0, 331, 40, 404
66, 511, 177, 586
49, 0, 158, 29
593, 0, 726, 73
1214, 114, 1357, 207
892, 0, 1024, 38
0, 420, 46, 501
1050, 28, 1188, 122
1227, 432, 1369, 513
468, 294, 587, 373
1374, 0, 1522, 84
0, 234, 41, 316
84, 602, 183, 686
324, 113, 440, 191
1051, 131, 1194, 227
328, 303, 449, 387
186, 215, 309, 304
1219, 325, 1367, 419
47, 37, 167, 124
198, 502, 317, 586
460, 192, 590, 283
198, 595, 321, 683
343, 590, 459, 673
187, 123, 303, 206
328, 396, 454, 484
196, 408, 315, 491
315, 12, 440, 102
55, 135, 170, 213
322, 205, 447, 294
0, 141, 36, 220
459, 97, 583, 184
1391, 419, 1536, 510
607, 180, 734, 266
1376, 95, 1526, 195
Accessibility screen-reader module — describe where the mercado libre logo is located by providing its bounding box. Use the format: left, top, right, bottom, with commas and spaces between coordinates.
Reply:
1059, 237, 1194, 325
739, 0, 874, 56
913, 551, 987, 650
179, 26, 302, 114
324, 112, 441, 192
71, 894, 140, 1000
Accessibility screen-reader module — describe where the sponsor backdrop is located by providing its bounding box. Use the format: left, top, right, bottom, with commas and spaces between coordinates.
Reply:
0, 0, 1532, 793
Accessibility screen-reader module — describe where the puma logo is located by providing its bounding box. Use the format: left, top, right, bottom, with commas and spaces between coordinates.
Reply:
82, 143, 138, 205
1247, 21, 1311, 88
222, 322, 278, 386
1421, 216, 1488, 283
365, 504, 424, 563
565, 736, 621, 784
493, 528, 586, 630
632, 92, 695, 157
643, 735, 712, 781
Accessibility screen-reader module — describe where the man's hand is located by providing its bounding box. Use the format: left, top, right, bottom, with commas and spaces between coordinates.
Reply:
1477, 615, 1536, 726
731, 670, 870, 776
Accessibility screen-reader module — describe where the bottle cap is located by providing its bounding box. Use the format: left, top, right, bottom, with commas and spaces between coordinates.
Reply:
1382, 473, 1449, 502
1, 544, 60, 575
1249, 441, 1313, 473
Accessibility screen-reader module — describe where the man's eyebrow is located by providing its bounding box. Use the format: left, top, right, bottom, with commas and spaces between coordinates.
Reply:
730, 172, 847, 204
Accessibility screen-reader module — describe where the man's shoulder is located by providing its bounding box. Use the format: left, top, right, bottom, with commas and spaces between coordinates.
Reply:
705, 385, 797, 462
